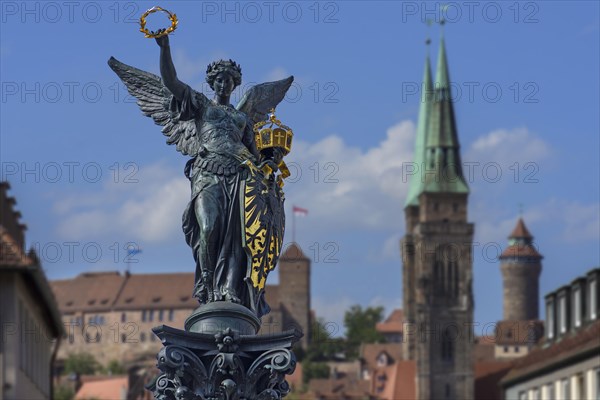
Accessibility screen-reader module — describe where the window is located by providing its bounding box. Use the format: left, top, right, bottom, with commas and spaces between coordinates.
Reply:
595, 369, 600, 400
121, 333, 127, 343
514, 346, 520, 353
169, 309, 175, 322
441, 330, 454, 361
591, 279, 598, 320
530, 387, 539, 400
577, 373, 586, 399
559, 295, 568, 334
140, 332, 146, 342
518, 391, 526, 400
121, 313, 126, 323
159, 309, 164, 322
546, 300, 555, 340
149, 310, 154, 322
545, 383, 555, 400
142, 310, 147, 322
574, 287, 582, 328
504, 346, 509, 353
561, 379, 570, 400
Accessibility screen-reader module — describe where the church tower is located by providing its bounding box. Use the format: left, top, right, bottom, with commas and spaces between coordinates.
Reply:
402, 34, 475, 399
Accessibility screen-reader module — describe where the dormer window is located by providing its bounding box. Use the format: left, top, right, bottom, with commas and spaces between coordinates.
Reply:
590, 278, 597, 320
559, 294, 568, 334
377, 353, 388, 367
546, 298, 555, 340
572, 286, 582, 328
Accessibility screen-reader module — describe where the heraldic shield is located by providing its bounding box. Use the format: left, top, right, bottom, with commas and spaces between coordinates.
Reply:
241, 160, 286, 318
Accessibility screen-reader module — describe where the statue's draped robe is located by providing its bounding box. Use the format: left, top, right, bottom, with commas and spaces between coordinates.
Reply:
173, 86, 270, 317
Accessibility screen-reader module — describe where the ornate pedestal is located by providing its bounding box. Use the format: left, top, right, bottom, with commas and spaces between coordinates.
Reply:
147, 303, 302, 400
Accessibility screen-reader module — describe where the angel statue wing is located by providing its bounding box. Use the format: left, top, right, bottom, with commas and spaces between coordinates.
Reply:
236, 76, 294, 127
108, 57, 204, 157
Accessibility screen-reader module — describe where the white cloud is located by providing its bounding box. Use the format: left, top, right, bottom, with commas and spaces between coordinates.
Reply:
56, 162, 189, 243
467, 127, 551, 167
473, 199, 599, 247
284, 120, 415, 232
264, 67, 290, 82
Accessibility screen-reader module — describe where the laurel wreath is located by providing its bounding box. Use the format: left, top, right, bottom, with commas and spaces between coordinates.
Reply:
139, 6, 178, 39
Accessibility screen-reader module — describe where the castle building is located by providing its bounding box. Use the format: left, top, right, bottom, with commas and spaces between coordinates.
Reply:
401, 35, 475, 399
0, 182, 64, 400
50, 243, 311, 366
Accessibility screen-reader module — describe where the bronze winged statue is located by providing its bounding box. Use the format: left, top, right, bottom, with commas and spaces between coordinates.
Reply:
108, 33, 293, 318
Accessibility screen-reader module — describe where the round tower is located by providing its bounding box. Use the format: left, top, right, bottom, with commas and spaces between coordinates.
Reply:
499, 218, 543, 321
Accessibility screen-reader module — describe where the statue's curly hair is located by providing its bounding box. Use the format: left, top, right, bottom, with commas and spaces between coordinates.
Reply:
205, 59, 242, 89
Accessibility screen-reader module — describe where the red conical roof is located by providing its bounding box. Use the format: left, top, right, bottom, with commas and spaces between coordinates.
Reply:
509, 218, 533, 239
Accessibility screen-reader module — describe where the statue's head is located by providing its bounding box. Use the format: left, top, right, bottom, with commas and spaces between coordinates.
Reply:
206, 59, 242, 96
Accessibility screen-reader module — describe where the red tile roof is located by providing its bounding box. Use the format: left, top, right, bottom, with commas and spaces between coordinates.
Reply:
51, 271, 128, 313
376, 309, 404, 334
51, 271, 279, 313
75, 376, 128, 400
494, 320, 544, 345
280, 242, 309, 260
475, 361, 515, 400
500, 244, 543, 259
359, 343, 403, 372
0, 226, 31, 267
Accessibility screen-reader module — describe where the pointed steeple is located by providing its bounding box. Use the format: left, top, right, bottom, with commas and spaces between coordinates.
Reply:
405, 53, 433, 207
423, 34, 469, 194
509, 218, 533, 241
501, 217, 543, 259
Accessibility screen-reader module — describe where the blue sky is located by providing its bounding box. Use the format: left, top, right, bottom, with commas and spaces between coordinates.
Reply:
1, 1, 599, 335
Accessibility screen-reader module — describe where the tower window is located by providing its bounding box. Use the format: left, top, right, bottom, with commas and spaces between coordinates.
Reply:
453, 203, 458, 212
433, 202, 439, 211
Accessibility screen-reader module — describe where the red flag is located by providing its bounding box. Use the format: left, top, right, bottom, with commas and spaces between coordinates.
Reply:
293, 206, 308, 217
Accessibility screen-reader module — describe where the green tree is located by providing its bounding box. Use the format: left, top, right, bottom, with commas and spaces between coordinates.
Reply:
302, 360, 330, 384
104, 359, 125, 375
304, 318, 347, 362
63, 352, 100, 376
53, 384, 75, 400
343, 305, 385, 359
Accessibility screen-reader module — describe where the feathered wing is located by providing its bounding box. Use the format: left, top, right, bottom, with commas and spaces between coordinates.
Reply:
108, 56, 205, 157
236, 76, 294, 126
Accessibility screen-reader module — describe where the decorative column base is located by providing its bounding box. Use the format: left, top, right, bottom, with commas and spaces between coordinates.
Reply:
146, 307, 302, 400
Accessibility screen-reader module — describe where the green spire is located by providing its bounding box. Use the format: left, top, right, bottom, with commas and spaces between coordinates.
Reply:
423, 35, 469, 194
406, 54, 433, 207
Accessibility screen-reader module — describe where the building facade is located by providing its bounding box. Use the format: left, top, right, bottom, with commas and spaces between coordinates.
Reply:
0, 182, 64, 400
502, 268, 600, 399
401, 36, 475, 399
50, 243, 311, 366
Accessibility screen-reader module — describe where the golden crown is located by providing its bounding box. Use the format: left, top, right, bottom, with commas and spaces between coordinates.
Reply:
253, 109, 293, 155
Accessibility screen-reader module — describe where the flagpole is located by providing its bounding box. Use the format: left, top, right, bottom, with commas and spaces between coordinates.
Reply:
292, 206, 296, 244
